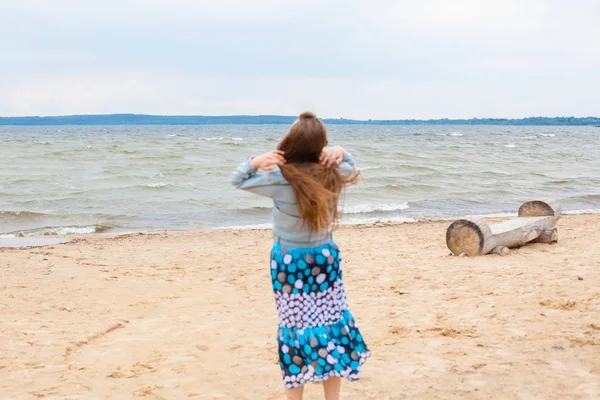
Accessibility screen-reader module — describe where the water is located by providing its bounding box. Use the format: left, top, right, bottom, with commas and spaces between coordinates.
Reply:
0, 125, 599, 237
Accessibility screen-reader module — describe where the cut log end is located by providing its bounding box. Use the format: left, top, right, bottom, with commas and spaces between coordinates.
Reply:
518, 200, 561, 217
446, 219, 490, 257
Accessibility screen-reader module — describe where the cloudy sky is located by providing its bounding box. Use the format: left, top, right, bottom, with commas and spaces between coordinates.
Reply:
1, 0, 598, 119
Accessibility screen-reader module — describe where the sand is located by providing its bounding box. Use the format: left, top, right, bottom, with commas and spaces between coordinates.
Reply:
1, 214, 599, 400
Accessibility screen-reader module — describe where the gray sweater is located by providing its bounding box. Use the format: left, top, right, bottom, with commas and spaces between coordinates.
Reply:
230, 151, 356, 247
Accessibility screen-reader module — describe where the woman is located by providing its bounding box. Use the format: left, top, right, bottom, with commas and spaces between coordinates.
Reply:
230, 112, 370, 400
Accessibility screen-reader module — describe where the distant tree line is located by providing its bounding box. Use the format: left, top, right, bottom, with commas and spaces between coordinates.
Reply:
1, 114, 599, 126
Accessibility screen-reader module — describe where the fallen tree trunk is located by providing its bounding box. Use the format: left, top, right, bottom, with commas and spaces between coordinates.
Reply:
446, 200, 561, 256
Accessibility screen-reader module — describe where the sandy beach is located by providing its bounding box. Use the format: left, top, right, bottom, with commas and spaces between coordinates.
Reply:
1, 214, 599, 400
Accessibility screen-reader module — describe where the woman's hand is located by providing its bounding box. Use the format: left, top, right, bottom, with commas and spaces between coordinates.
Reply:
251, 150, 286, 171
320, 145, 344, 168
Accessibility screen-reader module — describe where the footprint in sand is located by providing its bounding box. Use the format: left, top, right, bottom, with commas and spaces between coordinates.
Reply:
133, 385, 162, 397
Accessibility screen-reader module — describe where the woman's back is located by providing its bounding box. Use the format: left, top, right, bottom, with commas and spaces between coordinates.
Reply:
229, 151, 357, 246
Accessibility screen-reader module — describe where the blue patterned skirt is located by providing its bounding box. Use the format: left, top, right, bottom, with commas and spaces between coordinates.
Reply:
270, 240, 370, 389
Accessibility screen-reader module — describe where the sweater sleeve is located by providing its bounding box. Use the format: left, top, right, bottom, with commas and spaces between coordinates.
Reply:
338, 150, 357, 177
229, 157, 287, 198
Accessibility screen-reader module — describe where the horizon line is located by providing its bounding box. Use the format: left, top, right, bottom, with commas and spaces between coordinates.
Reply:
1, 114, 600, 127
2, 113, 600, 120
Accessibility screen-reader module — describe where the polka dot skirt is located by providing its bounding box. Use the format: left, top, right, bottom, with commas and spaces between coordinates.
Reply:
271, 241, 370, 389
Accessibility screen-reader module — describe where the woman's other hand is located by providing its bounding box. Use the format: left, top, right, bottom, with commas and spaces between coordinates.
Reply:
250, 150, 286, 171
320, 146, 344, 168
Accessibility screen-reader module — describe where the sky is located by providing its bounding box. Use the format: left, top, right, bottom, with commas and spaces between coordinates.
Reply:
0, 0, 599, 119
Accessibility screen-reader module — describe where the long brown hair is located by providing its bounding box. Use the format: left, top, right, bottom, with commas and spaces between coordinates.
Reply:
278, 111, 359, 232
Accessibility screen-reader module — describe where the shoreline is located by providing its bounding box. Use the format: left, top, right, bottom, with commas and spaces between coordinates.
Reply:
2, 211, 600, 248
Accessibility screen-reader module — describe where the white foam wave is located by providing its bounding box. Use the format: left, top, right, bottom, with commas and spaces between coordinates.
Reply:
341, 216, 417, 225
215, 223, 273, 230
465, 212, 518, 219
343, 203, 410, 214
359, 166, 382, 171
504, 144, 516, 148
450, 132, 463, 137
214, 216, 419, 230
52, 226, 101, 235
198, 137, 243, 142
564, 209, 600, 215
203, 208, 600, 232
434, 209, 600, 221
540, 134, 556, 137
143, 182, 166, 188
1, 225, 106, 237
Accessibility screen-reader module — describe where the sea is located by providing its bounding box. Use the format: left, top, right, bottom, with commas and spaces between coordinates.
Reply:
0, 125, 599, 238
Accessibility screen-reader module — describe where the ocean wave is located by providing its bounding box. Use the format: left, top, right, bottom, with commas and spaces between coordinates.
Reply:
71, 145, 93, 151
383, 183, 436, 190
359, 166, 383, 171
136, 155, 183, 160
568, 194, 600, 201
433, 208, 600, 221
220, 141, 246, 146
0, 210, 48, 219
1, 224, 110, 238
162, 167, 193, 175
504, 144, 516, 148
198, 137, 244, 142
343, 203, 409, 214
139, 182, 167, 189
214, 223, 273, 230
229, 202, 411, 217
396, 164, 439, 173
231, 205, 273, 214
208, 208, 600, 231
564, 209, 600, 215
464, 212, 518, 219
450, 132, 464, 137
213, 216, 420, 230
539, 133, 556, 137
530, 172, 550, 178
341, 216, 417, 225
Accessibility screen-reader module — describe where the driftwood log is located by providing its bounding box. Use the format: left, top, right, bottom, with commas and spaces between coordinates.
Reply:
446, 200, 561, 256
